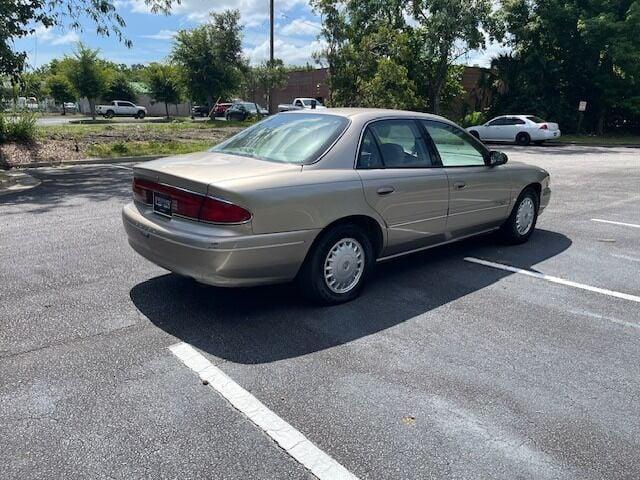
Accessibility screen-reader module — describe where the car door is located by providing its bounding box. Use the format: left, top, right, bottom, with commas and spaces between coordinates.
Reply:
356, 119, 450, 256
421, 120, 512, 237
502, 116, 526, 141
483, 116, 507, 141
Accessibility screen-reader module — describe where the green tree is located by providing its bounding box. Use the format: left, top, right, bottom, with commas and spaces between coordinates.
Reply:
496, 0, 640, 134
1, 0, 175, 78
171, 10, 245, 106
62, 43, 108, 119
45, 75, 75, 114
255, 59, 287, 113
313, 0, 497, 113
145, 63, 180, 118
105, 72, 136, 102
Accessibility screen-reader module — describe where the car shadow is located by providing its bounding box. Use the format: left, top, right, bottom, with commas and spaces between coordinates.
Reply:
130, 228, 571, 365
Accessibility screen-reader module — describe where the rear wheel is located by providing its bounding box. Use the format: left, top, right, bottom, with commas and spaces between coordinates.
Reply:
298, 224, 374, 304
105, 110, 115, 119
500, 188, 539, 244
516, 132, 531, 146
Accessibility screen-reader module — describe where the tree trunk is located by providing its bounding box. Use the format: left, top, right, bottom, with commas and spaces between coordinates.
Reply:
62, 104, 66, 116
165, 102, 170, 119
89, 98, 96, 120
596, 111, 605, 136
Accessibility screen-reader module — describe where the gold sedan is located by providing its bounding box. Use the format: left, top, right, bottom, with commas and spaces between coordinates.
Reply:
123, 109, 550, 304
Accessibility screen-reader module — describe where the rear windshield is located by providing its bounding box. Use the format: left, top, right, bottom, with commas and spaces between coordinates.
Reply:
526, 116, 546, 123
211, 113, 349, 164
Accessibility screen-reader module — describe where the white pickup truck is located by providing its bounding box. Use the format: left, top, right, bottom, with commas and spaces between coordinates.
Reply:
278, 97, 327, 112
96, 100, 147, 119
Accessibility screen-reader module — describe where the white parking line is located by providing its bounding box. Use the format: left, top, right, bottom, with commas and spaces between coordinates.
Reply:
591, 218, 640, 229
464, 257, 640, 304
169, 342, 359, 480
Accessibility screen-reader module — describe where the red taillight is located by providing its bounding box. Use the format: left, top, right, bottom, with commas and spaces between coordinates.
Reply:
132, 178, 152, 204
539, 124, 548, 130
200, 196, 252, 223
132, 177, 251, 224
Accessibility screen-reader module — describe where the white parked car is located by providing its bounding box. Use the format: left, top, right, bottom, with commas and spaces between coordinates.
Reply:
96, 100, 147, 119
467, 115, 561, 146
278, 97, 327, 112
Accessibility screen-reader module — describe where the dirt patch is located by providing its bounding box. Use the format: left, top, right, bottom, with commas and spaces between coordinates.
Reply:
0, 125, 243, 167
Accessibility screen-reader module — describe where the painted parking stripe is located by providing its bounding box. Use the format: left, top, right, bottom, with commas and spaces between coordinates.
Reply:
591, 219, 640, 229
464, 257, 640, 304
169, 342, 359, 480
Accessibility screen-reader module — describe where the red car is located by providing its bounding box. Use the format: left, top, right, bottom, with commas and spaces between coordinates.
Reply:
212, 103, 233, 118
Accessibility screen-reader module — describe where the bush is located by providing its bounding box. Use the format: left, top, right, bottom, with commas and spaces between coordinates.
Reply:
461, 111, 487, 128
0, 112, 38, 143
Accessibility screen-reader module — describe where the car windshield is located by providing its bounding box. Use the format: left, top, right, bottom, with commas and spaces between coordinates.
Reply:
211, 113, 349, 164
527, 116, 546, 123
302, 99, 323, 106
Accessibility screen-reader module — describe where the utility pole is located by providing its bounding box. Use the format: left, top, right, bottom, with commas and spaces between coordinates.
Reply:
269, 0, 275, 114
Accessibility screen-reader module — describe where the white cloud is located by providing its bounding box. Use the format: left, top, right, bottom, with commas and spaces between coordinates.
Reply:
125, 0, 308, 28
141, 29, 178, 40
243, 37, 326, 65
27, 26, 80, 46
280, 19, 321, 37
463, 40, 510, 68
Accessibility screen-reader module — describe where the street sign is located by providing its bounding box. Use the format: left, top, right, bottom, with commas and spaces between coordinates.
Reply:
579, 101, 587, 112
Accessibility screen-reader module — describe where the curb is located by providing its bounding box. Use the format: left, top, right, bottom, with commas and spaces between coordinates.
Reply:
554, 141, 640, 148
15, 154, 167, 169
0, 171, 41, 197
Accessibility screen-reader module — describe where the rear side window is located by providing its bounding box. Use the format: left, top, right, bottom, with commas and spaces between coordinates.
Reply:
506, 117, 526, 125
487, 117, 505, 126
527, 116, 546, 123
365, 120, 434, 168
358, 130, 384, 169
422, 120, 486, 167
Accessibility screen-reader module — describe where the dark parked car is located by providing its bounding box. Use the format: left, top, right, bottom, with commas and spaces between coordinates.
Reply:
191, 105, 210, 117
212, 102, 233, 118
225, 102, 267, 121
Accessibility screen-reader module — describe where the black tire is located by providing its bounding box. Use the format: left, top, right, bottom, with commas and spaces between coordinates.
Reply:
516, 132, 531, 146
105, 110, 115, 119
298, 224, 375, 305
137, 111, 145, 119
500, 188, 539, 244
469, 130, 480, 139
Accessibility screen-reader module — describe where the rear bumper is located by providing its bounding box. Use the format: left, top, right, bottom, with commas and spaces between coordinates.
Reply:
534, 130, 561, 141
122, 202, 318, 287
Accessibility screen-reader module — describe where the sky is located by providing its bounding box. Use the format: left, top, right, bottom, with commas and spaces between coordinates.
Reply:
14, 0, 506, 70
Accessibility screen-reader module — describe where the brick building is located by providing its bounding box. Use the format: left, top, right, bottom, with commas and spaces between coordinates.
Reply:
247, 66, 493, 118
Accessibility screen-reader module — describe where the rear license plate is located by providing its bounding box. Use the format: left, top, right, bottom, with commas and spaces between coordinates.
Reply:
153, 192, 173, 217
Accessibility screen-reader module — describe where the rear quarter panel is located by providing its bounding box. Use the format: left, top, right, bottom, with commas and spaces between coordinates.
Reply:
215, 169, 386, 238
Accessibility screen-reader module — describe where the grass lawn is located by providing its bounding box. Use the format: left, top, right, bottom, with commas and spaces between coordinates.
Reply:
556, 134, 640, 146
87, 139, 214, 158
1, 119, 249, 167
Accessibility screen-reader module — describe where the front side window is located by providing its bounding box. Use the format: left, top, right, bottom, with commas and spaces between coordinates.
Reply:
366, 120, 434, 168
212, 113, 349, 164
422, 121, 486, 167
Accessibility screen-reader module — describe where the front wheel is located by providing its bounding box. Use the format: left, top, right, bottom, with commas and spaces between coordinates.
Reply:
136, 111, 145, 119
500, 188, 539, 244
298, 224, 374, 304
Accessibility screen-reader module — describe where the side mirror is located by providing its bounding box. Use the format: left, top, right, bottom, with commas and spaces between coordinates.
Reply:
489, 150, 508, 166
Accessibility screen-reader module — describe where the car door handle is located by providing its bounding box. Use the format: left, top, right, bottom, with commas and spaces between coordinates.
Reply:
377, 186, 395, 195
453, 182, 467, 190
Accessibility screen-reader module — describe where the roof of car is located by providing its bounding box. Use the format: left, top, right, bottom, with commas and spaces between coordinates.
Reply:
281, 107, 452, 123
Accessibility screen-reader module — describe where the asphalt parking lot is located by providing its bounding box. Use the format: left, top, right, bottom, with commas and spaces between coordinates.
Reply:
1, 144, 639, 479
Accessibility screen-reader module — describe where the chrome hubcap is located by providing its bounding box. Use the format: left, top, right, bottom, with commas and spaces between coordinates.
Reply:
515, 197, 535, 235
324, 238, 364, 294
